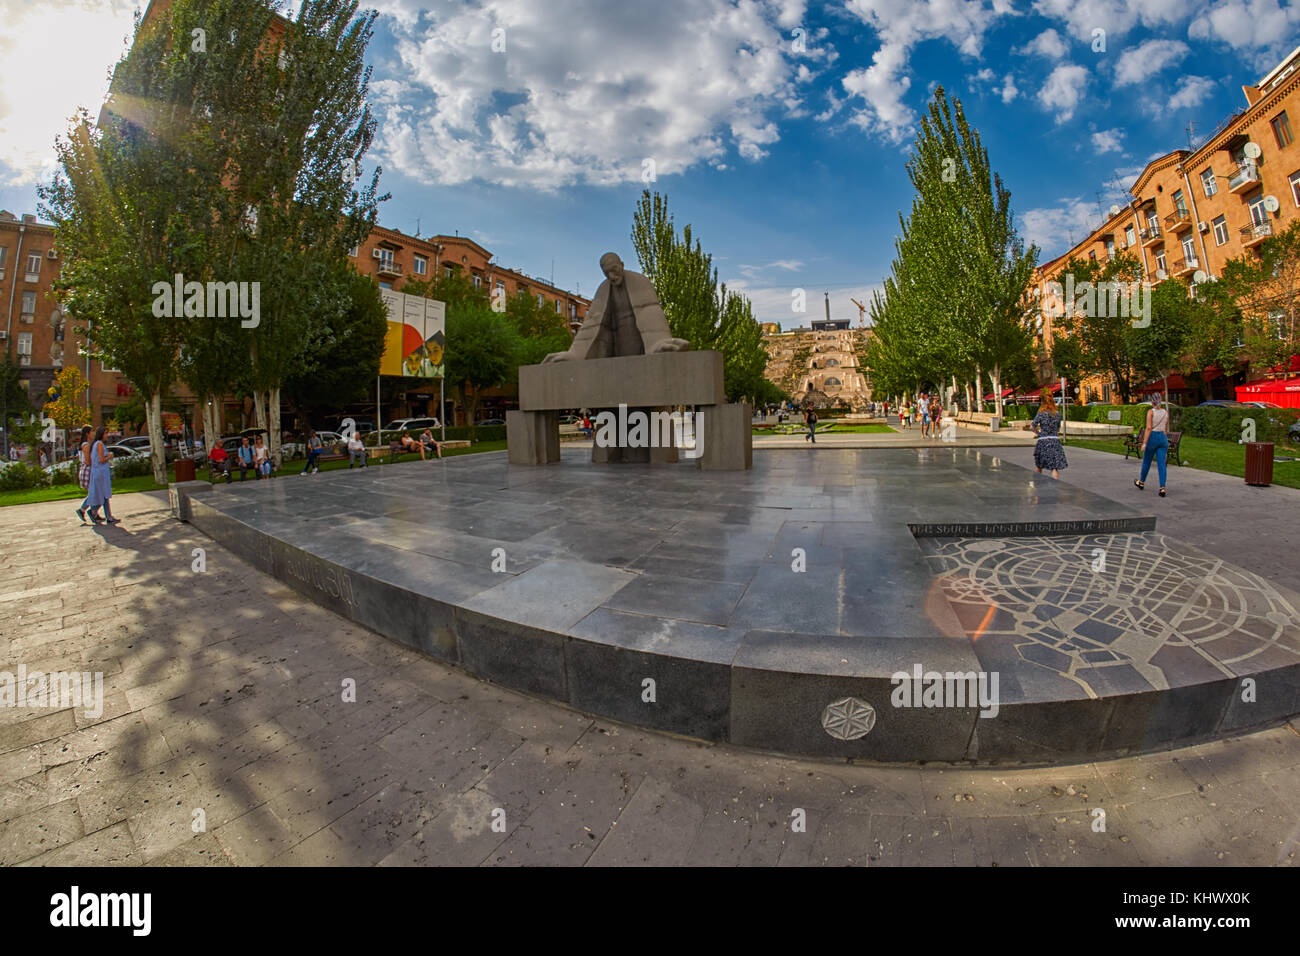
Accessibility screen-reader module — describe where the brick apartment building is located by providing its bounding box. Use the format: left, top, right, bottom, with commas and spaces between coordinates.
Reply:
0, 210, 133, 437
1032, 43, 1300, 403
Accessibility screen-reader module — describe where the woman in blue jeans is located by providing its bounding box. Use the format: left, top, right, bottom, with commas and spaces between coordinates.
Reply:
1135, 394, 1170, 497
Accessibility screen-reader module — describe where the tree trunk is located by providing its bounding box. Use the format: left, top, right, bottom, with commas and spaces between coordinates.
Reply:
992, 364, 1003, 418
268, 385, 282, 468
146, 389, 167, 485
201, 395, 217, 457
975, 366, 983, 412
253, 389, 268, 433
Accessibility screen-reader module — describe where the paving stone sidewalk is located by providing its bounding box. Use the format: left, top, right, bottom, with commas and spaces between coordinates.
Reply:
0, 491, 1296, 866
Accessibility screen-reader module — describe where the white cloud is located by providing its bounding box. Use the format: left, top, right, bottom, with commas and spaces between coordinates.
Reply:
1019, 199, 1103, 256
1168, 76, 1216, 110
839, 0, 1008, 142
0, 0, 137, 189
1114, 38, 1189, 86
372, 0, 822, 189
1189, 0, 1300, 71
1019, 28, 1069, 59
1091, 128, 1124, 153
999, 74, 1020, 103
1037, 64, 1089, 122
1030, 0, 1190, 42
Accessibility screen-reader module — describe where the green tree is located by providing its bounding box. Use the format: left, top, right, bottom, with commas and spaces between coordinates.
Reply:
1051, 253, 1145, 403
0, 354, 33, 457
630, 190, 769, 401
1216, 219, 1300, 374
504, 290, 573, 369
1132, 279, 1196, 401
282, 263, 387, 422
445, 306, 521, 430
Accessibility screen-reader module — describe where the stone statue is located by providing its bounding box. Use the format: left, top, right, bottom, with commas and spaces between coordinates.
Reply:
542, 252, 689, 363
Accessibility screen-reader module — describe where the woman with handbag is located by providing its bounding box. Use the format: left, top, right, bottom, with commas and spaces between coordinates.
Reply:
74, 425, 95, 524
83, 426, 119, 524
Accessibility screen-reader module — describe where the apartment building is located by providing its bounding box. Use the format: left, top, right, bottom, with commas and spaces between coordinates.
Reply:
0, 211, 131, 428
353, 226, 590, 331
1032, 44, 1300, 402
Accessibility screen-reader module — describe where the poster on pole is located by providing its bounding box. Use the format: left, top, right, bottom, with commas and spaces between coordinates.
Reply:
378, 289, 445, 379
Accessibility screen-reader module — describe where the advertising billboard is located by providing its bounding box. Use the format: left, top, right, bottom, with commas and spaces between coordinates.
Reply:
379, 289, 445, 379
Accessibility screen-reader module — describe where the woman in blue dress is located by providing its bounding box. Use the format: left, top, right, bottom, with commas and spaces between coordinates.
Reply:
85, 425, 119, 524
1031, 393, 1068, 479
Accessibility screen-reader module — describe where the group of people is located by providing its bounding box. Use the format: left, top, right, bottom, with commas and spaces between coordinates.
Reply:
206, 435, 274, 483
896, 393, 943, 437
74, 426, 117, 524
399, 428, 442, 461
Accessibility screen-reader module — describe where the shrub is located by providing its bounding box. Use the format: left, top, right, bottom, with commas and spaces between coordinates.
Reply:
0, 461, 50, 491
1171, 405, 1298, 444
111, 454, 154, 479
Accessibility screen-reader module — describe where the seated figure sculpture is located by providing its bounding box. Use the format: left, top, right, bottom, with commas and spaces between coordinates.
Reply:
544, 252, 690, 462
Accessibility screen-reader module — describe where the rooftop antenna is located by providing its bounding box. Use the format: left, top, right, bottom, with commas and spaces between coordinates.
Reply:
824, 291, 830, 322
1094, 190, 1105, 223
414, 216, 420, 238
1185, 121, 1196, 151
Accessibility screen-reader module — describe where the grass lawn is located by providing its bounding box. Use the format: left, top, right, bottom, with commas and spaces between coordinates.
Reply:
0, 439, 509, 508
1066, 435, 1300, 490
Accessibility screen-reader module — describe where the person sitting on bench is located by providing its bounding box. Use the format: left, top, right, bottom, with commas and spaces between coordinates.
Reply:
234, 437, 255, 481
418, 427, 442, 460
399, 430, 419, 456
209, 443, 232, 483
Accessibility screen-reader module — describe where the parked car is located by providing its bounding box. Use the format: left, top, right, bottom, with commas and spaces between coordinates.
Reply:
105, 443, 146, 458
116, 435, 152, 452
477, 418, 506, 426
1290, 421, 1300, 444
1197, 400, 1246, 407
1243, 401, 1283, 408
384, 417, 441, 433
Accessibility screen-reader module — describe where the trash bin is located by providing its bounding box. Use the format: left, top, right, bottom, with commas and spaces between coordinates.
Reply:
1244, 442, 1273, 487
173, 457, 196, 483
989, 417, 1000, 432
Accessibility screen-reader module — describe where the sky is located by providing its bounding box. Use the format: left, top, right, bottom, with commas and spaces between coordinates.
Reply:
1, 0, 1298, 326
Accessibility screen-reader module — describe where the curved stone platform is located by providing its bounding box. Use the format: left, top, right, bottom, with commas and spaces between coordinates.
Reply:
173, 447, 1300, 764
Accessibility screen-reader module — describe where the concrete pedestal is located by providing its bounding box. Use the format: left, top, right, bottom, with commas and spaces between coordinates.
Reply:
697, 403, 753, 472
507, 410, 560, 465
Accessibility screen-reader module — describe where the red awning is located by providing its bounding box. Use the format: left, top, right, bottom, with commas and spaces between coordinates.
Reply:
1021, 383, 1063, 400
1267, 354, 1300, 374
1236, 376, 1300, 408
981, 388, 1015, 400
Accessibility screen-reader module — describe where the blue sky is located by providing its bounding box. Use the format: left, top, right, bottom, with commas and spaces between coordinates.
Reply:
2, 0, 1298, 324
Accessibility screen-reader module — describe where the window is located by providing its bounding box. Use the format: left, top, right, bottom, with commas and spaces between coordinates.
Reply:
1125, 225, 1136, 246
379, 281, 392, 290
20, 291, 35, 316
348, 244, 359, 258
1201, 168, 1217, 197
1182, 236, 1196, 263
0, 246, 6, 272
101, 358, 120, 373
1155, 250, 1167, 273
414, 255, 427, 275
1145, 212, 1159, 233
1250, 194, 1268, 228
1271, 110, 1293, 149
444, 266, 454, 279
536, 292, 544, 306
1212, 214, 1228, 245
1291, 170, 1300, 207
555, 299, 563, 314
17, 332, 32, 364
1105, 238, 1115, 257
1088, 250, 1096, 262
376, 248, 394, 269
26, 252, 41, 276
825, 377, 841, 387
472, 273, 481, 289
1173, 189, 1187, 216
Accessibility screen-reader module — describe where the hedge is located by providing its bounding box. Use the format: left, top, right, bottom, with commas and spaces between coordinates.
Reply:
1053, 403, 1299, 442
364, 424, 507, 446
0, 462, 50, 491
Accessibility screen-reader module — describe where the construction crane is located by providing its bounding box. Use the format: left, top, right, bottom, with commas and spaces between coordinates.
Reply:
850, 297, 868, 328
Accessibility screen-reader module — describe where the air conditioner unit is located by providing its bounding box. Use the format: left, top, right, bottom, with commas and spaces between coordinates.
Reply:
372, 248, 383, 259
1156, 269, 1168, 280
0, 330, 7, 340
1117, 241, 1126, 249
1198, 222, 1209, 233
46, 249, 58, 259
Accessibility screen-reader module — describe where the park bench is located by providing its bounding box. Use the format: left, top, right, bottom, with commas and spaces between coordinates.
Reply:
1123, 429, 1182, 466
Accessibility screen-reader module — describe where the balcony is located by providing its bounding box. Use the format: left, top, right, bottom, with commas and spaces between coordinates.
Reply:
1228, 162, 1261, 194
1241, 221, 1273, 247
1139, 224, 1163, 248
1173, 256, 1200, 278
376, 260, 403, 277
1152, 267, 1169, 283
1164, 208, 1193, 233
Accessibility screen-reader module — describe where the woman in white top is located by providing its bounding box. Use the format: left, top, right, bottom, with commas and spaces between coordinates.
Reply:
1135, 394, 1170, 497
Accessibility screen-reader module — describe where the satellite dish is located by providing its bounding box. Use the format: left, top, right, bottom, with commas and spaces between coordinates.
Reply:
1193, 270, 1207, 283
1264, 194, 1280, 213
1244, 141, 1262, 159
1109, 205, 1121, 216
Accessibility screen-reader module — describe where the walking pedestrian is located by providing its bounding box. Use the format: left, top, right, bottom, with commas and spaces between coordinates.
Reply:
74, 425, 94, 524
83, 426, 118, 524
1135, 394, 1170, 497
805, 407, 818, 443
1031, 392, 1067, 480
919, 393, 931, 438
